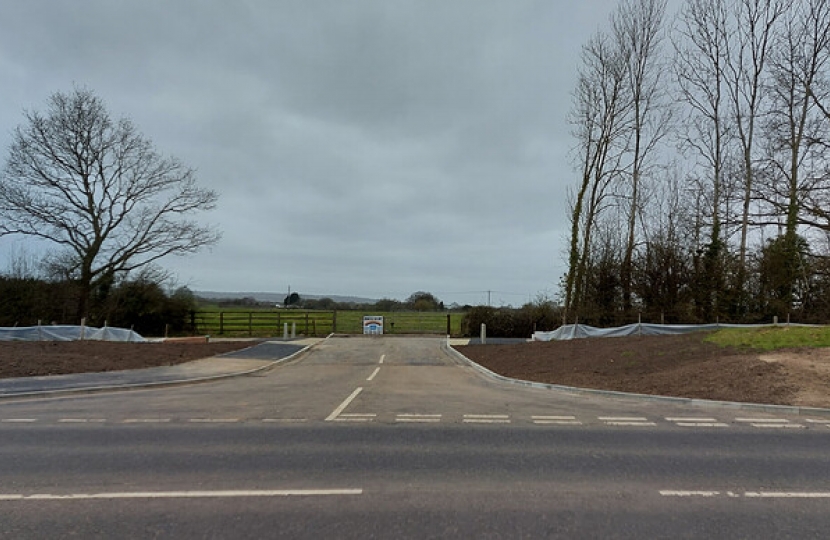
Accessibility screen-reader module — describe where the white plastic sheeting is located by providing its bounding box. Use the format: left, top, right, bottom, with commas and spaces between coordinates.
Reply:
0, 324, 145, 342
532, 322, 812, 341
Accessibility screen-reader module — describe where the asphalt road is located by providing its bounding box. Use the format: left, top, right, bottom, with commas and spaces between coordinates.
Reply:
1, 336, 829, 538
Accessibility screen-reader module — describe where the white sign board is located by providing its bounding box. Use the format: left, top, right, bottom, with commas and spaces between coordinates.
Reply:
363, 316, 384, 335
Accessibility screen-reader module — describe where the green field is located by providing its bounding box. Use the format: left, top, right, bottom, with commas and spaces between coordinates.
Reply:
705, 325, 830, 351
191, 309, 465, 337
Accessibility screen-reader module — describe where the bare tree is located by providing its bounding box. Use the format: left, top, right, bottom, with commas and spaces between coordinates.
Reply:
0, 88, 220, 320
612, 0, 670, 313
673, 0, 733, 317
723, 0, 788, 294
763, 0, 830, 240
564, 32, 631, 320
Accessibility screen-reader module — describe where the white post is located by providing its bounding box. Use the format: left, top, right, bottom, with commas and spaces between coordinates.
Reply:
291, 322, 296, 339
480, 323, 486, 345
80, 318, 86, 341
283, 323, 289, 340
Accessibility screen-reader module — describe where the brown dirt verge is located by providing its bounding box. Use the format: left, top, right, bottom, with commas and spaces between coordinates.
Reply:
457, 332, 830, 408
0, 341, 255, 378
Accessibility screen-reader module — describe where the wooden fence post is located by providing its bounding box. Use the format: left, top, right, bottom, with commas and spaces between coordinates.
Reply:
219, 312, 224, 335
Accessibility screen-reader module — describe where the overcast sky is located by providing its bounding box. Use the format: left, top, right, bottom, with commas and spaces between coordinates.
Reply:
0, 1, 680, 306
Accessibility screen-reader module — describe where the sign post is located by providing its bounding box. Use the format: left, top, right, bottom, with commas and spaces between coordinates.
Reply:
363, 316, 384, 335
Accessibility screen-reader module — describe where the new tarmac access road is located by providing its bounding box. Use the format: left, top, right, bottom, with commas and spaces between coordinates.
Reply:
1, 335, 829, 538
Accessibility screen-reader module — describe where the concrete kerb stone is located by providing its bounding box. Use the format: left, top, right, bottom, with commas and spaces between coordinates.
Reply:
442, 337, 830, 419
0, 334, 332, 401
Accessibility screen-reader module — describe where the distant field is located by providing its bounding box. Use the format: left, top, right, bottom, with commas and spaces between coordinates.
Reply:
192, 308, 465, 337
706, 325, 830, 350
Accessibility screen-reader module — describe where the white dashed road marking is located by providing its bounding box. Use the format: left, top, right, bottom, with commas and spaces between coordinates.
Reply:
532, 415, 582, 425
599, 416, 656, 427
367, 367, 381, 381
395, 414, 442, 423
463, 414, 511, 424
1, 419, 37, 423
188, 419, 239, 423
122, 419, 171, 424
666, 417, 729, 428
735, 418, 804, 429
661, 490, 830, 499
0, 489, 364, 501
334, 413, 376, 423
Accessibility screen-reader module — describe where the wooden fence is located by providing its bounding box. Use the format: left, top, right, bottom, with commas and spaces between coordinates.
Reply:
190, 310, 465, 337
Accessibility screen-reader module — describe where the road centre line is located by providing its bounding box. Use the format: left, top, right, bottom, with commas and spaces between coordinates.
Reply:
122, 419, 171, 424
367, 367, 381, 381
806, 419, 830, 424
1, 419, 37, 423
660, 490, 830, 499
379, 354, 385, 364
188, 419, 239, 423
665, 417, 719, 423
58, 419, 105, 423
0, 489, 364, 501
325, 387, 363, 421
262, 418, 308, 423
735, 418, 789, 423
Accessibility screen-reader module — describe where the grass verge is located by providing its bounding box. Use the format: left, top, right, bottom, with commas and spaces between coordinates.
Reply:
705, 325, 830, 351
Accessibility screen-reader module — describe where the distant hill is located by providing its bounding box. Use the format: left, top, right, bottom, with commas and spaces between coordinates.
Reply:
195, 291, 379, 305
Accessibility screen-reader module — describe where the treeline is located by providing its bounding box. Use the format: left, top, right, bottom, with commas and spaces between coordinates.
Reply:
565, 0, 830, 326
0, 276, 196, 336
207, 291, 464, 313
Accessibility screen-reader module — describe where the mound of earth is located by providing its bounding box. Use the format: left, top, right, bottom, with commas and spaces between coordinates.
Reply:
0, 340, 254, 378
457, 332, 830, 408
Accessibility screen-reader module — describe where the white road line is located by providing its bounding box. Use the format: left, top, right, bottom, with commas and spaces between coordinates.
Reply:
188, 419, 239, 423
262, 419, 308, 423
122, 419, 171, 424
661, 490, 830, 499
805, 419, 830, 423
744, 492, 830, 498
325, 387, 363, 422
379, 354, 385, 364
58, 419, 106, 423
734, 418, 804, 428
532, 415, 582, 425
1, 419, 37, 423
396, 414, 442, 423
660, 491, 721, 497
666, 417, 729, 427
338, 413, 376, 418
463, 414, 510, 424
600, 417, 656, 427
0, 489, 364, 501
367, 367, 381, 381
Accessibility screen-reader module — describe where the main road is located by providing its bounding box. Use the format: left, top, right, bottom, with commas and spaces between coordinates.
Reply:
1, 336, 829, 538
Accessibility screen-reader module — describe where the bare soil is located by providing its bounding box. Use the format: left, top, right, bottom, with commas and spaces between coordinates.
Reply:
0, 340, 254, 378
458, 332, 830, 408
2, 334, 829, 408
